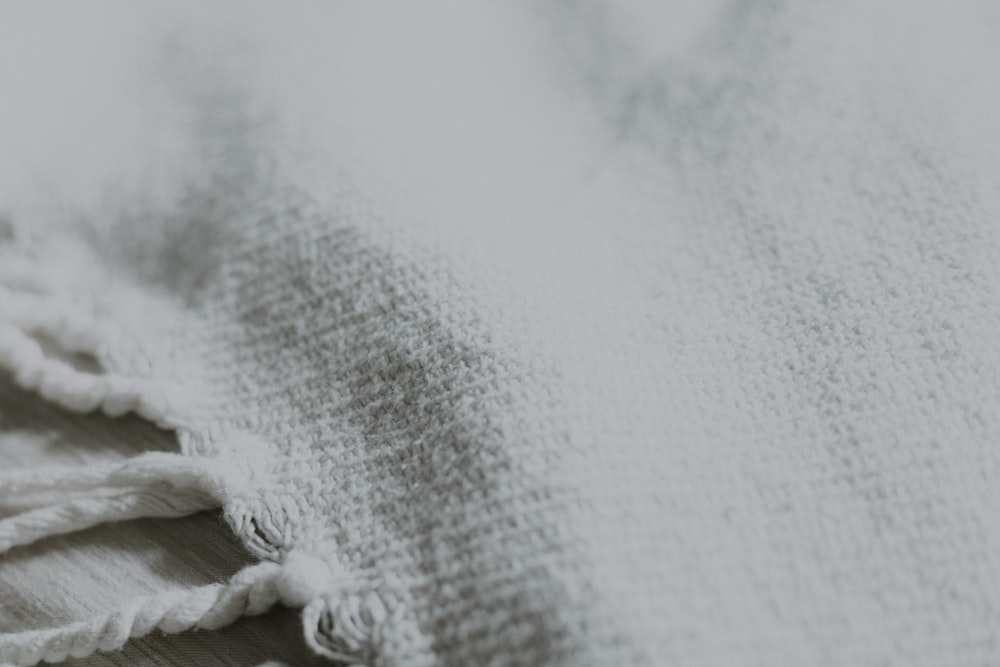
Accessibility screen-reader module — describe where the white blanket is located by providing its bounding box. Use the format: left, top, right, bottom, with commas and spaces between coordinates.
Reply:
3, 1, 1000, 665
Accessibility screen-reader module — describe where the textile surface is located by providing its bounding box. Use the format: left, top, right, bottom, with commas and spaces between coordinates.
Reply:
4, 1, 1000, 665
0, 380, 327, 666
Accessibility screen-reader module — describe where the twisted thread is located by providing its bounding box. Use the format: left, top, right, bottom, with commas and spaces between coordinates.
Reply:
0, 288, 104, 355
0, 445, 267, 555
0, 487, 214, 554
0, 321, 166, 422
0, 285, 169, 425
0, 556, 332, 666
0, 554, 333, 666
0, 267, 368, 665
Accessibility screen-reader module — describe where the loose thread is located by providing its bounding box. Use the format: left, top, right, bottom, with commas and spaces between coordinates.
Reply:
0, 287, 105, 355
0, 553, 334, 666
0, 445, 266, 554
0, 284, 171, 425
0, 487, 214, 554
0, 267, 378, 665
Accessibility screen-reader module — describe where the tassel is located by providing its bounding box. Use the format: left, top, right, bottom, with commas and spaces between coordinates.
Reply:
0, 321, 167, 423
0, 268, 350, 666
0, 553, 334, 666
0, 285, 170, 425
0, 486, 214, 554
0, 447, 266, 554
0, 287, 105, 356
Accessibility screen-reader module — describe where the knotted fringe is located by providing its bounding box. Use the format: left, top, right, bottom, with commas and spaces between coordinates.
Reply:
304, 589, 390, 665
0, 553, 334, 666
0, 263, 385, 666
0, 278, 170, 426
0, 448, 263, 554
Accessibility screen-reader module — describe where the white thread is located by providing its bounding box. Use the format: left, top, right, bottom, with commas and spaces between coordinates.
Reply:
0, 284, 172, 425
0, 487, 214, 554
0, 460, 131, 500
274, 552, 334, 607
0, 554, 333, 666
0, 449, 264, 554
0, 322, 168, 424
303, 589, 388, 665
0, 288, 105, 355
0, 270, 372, 664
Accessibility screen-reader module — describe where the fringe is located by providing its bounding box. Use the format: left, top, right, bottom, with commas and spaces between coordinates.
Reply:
0, 284, 171, 426
0, 554, 333, 665
0, 262, 379, 666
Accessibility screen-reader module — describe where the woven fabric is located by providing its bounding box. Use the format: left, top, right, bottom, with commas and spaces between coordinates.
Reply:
0, 381, 327, 667
4, 1, 1000, 665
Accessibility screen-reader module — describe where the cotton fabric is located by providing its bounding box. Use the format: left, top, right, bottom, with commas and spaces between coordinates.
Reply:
3, 1, 1000, 665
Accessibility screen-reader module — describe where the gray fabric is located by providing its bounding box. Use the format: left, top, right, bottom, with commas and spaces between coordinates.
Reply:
4, 1, 1000, 666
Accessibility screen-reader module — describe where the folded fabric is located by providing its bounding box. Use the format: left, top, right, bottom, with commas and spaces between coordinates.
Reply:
3, 1, 1000, 665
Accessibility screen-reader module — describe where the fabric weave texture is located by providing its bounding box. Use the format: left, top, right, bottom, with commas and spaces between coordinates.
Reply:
4, 1, 1000, 665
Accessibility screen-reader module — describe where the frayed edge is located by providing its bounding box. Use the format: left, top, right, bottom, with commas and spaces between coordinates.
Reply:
0, 433, 268, 507
0, 437, 270, 554
303, 585, 433, 667
0, 433, 290, 667
0, 261, 416, 666
0, 553, 336, 666
303, 590, 387, 666
0, 262, 297, 665
0, 282, 175, 428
